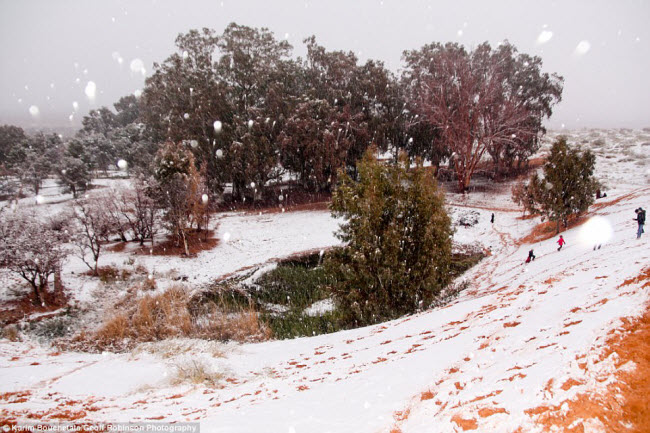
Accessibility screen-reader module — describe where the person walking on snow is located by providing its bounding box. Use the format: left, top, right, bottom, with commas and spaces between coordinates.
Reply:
491, 213, 495, 224
634, 207, 646, 239
526, 249, 536, 263
557, 235, 566, 251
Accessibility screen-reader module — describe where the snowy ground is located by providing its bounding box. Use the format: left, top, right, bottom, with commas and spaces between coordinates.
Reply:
1, 129, 649, 431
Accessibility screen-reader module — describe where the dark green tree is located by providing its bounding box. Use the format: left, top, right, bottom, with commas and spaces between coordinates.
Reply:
0, 125, 27, 168
20, 132, 63, 195
328, 149, 452, 326
57, 156, 91, 198
279, 99, 353, 192
514, 137, 599, 233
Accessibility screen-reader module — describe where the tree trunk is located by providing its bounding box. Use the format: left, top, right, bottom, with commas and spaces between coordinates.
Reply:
54, 269, 63, 295
181, 231, 190, 256
33, 281, 46, 306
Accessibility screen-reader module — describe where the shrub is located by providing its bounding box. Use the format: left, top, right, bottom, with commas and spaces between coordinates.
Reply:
171, 359, 224, 387
2, 324, 20, 342
28, 315, 77, 340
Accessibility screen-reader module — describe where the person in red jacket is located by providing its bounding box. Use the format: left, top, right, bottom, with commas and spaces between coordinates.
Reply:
557, 235, 566, 251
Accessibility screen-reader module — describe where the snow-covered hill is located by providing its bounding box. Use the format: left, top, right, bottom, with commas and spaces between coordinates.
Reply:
1, 129, 649, 432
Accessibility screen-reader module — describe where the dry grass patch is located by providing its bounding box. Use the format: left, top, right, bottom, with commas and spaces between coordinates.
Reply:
171, 359, 225, 387
66, 286, 269, 352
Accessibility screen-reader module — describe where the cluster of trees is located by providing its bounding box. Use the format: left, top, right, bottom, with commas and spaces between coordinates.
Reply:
0, 157, 209, 305
0, 126, 66, 197
0, 96, 157, 201
512, 137, 599, 233
138, 23, 563, 196
1, 23, 562, 203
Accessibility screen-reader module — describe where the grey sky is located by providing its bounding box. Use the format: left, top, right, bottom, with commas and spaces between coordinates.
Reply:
1, 0, 649, 131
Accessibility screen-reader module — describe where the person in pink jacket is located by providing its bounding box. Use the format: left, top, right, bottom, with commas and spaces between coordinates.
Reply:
557, 235, 566, 251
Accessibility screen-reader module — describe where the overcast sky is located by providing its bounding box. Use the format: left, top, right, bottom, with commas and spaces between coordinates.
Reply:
1, 0, 648, 131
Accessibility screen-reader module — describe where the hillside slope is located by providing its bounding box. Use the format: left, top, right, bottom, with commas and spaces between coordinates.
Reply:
2, 128, 649, 432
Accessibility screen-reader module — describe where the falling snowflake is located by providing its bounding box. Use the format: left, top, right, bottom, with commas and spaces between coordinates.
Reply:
574, 40, 591, 55
130, 58, 146, 76
536, 30, 553, 45
29, 105, 39, 117
85, 81, 97, 101
213, 120, 223, 133
117, 159, 128, 170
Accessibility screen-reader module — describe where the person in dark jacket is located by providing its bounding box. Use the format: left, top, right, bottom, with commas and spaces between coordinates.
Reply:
526, 249, 536, 263
634, 207, 646, 239
491, 213, 495, 224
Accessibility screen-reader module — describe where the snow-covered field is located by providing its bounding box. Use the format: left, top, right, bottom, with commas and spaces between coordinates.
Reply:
1, 129, 649, 431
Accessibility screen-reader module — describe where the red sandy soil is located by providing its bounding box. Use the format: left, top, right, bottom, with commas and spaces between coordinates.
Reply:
526, 267, 650, 432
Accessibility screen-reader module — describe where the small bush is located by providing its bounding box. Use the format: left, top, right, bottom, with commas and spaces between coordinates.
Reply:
431, 280, 470, 308
28, 315, 77, 340
2, 324, 20, 342
96, 266, 133, 284
171, 359, 224, 387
